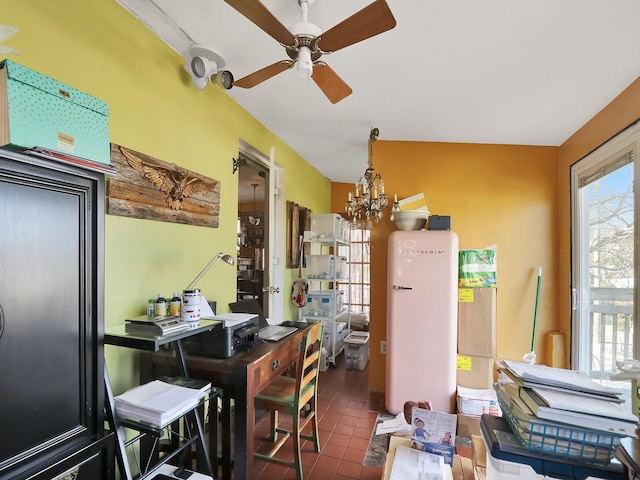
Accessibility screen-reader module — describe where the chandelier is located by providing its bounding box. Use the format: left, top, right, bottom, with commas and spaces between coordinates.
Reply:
345, 127, 400, 229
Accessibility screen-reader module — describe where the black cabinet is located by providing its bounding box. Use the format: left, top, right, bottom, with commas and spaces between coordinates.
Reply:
0, 149, 113, 480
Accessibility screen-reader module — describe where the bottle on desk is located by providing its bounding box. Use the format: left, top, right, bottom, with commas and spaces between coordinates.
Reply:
169, 292, 182, 317
147, 298, 155, 317
154, 293, 168, 316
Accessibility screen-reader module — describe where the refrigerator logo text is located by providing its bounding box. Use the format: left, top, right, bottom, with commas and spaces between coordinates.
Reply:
400, 248, 447, 255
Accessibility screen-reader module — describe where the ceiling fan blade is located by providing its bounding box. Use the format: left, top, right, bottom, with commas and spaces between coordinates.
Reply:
319, 0, 396, 53
233, 60, 294, 88
223, 0, 295, 46
311, 62, 353, 104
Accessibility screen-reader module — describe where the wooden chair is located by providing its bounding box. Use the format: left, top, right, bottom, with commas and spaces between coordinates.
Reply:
254, 322, 323, 479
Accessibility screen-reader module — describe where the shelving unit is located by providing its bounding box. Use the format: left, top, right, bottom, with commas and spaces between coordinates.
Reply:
299, 214, 351, 367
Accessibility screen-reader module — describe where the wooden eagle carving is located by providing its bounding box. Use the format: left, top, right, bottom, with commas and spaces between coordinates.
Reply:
120, 146, 213, 210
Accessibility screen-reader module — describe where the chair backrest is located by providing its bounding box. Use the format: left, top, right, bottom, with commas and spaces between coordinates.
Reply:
294, 323, 323, 409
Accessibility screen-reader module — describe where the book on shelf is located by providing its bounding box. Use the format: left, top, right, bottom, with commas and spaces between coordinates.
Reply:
114, 379, 208, 427
519, 387, 637, 436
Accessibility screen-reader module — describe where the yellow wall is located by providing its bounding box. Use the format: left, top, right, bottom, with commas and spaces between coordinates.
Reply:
6, 1, 331, 394
333, 143, 559, 391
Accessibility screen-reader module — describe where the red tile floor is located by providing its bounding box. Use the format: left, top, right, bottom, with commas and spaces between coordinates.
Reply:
249, 355, 386, 480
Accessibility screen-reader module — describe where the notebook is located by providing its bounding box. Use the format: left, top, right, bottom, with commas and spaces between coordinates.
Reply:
229, 299, 298, 342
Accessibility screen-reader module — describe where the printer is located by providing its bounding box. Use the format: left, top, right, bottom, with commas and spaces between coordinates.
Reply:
185, 313, 261, 358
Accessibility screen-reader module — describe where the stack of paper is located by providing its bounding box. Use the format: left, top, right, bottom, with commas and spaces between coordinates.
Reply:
390, 445, 445, 480
114, 379, 210, 427
499, 360, 637, 432
496, 360, 638, 460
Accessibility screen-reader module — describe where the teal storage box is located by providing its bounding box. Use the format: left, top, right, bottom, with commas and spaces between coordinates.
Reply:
0, 59, 110, 164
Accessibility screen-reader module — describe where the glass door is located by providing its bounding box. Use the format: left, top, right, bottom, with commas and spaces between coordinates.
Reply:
571, 123, 638, 394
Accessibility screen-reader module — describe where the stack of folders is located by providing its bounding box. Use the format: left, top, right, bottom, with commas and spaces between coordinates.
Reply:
496, 360, 638, 462
114, 377, 211, 428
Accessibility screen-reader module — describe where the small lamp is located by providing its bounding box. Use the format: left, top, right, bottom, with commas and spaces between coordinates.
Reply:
186, 252, 235, 290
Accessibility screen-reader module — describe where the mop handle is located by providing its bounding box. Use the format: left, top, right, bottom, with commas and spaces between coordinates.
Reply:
531, 266, 542, 351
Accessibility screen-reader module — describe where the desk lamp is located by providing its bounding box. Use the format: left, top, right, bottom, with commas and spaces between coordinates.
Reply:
186, 252, 235, 290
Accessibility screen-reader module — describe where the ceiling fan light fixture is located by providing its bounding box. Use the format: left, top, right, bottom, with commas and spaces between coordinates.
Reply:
297, 45, 313, 78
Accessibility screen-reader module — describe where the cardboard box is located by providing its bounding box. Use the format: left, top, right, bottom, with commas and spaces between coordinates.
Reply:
456, 413, 481, 439
457, 355, 495, 389
451, 454, 475, 480
458, 288, 497, 357
471, 435, 486, 469
0, 59, 110, 164
456, 386, 500, 417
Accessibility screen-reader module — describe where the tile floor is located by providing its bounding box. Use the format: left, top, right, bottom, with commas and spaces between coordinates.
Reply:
250, 354, 386, 480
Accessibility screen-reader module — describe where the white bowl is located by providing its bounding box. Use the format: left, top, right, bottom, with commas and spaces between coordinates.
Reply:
394, 210, 429, 231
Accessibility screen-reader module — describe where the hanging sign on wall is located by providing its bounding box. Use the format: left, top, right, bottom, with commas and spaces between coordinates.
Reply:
107, 143, 221, 227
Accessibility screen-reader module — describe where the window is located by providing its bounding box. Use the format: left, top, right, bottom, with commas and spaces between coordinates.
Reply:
570, 121, 639, 405
338, 223, 370, 314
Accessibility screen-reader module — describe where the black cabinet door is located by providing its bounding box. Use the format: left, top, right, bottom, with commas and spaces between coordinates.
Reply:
0, 150, 108, 480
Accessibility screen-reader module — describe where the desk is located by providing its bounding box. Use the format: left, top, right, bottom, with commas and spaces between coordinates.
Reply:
144, 325, 310, 480
105, 320, 220, 480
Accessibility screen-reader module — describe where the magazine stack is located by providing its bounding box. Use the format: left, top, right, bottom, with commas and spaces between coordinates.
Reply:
495, 360, 638, 464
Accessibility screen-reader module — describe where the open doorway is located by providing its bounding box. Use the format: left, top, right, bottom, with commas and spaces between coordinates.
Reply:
237, 154, 268, 313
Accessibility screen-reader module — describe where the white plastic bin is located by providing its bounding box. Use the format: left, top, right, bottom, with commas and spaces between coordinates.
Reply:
344, 331, 370, 370
305, 254, 347, 279
301, 291, 344, 317
310, 213, 349, 242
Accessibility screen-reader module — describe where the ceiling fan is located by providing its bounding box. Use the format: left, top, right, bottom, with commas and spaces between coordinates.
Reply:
225, 0, 396, 104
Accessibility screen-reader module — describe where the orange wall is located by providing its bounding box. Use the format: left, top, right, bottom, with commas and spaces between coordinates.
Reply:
333, 142, 559, 392
557, 76, 640, 364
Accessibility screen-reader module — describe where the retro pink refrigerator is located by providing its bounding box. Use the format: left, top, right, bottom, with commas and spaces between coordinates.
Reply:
386, 230, 459, 414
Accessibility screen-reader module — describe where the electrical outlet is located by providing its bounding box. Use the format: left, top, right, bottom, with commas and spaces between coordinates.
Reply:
380, 340, 387, 355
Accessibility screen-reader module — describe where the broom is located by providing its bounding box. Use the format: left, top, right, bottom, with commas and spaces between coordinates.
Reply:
523, 266, 542, 365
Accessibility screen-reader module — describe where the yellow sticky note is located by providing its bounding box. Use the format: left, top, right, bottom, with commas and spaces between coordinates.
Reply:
457, 355, 472, 371
458, 288, 474, 303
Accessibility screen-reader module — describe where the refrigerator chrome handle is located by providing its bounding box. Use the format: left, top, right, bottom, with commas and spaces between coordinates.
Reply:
393, 285, 412, 290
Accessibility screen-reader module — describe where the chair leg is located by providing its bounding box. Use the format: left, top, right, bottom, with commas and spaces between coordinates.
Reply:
309, 396, 320, 453
269, 409, 278, 442
292, 409, 302, 480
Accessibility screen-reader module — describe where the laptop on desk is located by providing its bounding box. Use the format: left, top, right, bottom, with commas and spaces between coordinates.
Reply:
228, 299, 299, 342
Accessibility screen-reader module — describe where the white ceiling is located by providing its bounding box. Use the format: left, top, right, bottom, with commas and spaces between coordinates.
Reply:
117, 0, 640, 186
